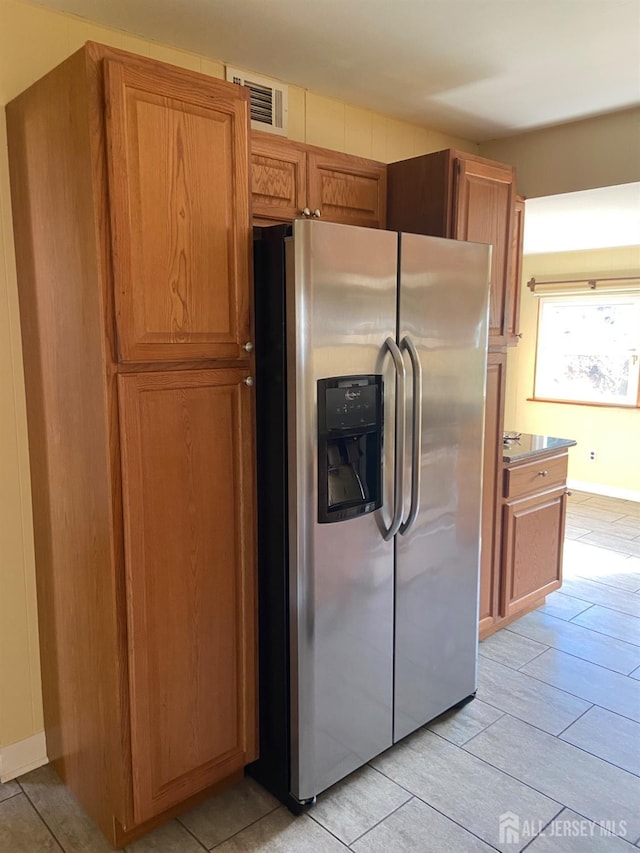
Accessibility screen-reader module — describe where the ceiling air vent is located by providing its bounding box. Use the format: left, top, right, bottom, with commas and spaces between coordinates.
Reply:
225, 66, 288, 136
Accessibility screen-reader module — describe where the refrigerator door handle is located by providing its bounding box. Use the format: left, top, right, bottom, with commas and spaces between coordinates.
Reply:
399, 335, 423, 535
382, 336, 406, 541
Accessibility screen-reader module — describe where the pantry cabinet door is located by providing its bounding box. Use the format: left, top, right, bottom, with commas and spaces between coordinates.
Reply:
105, 61, 251, 363
118, 368, 257, 822
478, 352, 506, 638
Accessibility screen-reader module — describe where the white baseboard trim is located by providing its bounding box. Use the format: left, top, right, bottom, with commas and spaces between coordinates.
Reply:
567, 479, 640, 503
0, 732, 48, 782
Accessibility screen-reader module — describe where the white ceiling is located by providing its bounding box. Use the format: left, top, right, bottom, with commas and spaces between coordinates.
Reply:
30, 0, 640, 142
524, 183, 640, 254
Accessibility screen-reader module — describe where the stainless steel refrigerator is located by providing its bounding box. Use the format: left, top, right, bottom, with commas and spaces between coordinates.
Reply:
250, 218, 491, 812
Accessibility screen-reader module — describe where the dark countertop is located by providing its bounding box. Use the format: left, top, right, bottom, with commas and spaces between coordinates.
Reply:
502, 432, 577, 463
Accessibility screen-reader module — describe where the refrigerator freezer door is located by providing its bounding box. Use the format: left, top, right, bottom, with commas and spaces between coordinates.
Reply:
394, 232, 490, 741
287, 220, 397, 800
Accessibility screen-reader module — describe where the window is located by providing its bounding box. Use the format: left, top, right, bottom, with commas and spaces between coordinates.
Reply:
534, 294, 640, 406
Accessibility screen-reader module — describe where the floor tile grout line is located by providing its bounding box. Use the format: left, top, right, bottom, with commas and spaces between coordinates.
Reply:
470, 694, 579, 738
493, 660, 640, 727
554, 703, 595, 738
456, 715, 640, 828
12, 788, 66, 852
463, 707, 640, 784
479, 642, 551, 673
519, 806, 568, 852
538, 602, 594, 621
565, 571, 640, 596
565, 616, 640, 648
428, 713, 505, 749
514, 643, 554, 671
0, 790, 23, 805
555, 735, 640, 781
561, 590, 640, 621
506, 631, 640, 678
158, 815, 209, 853
204, 802, 282, 850
363, 762, 505, 853
343, 793, 413, 847
567, 525, 640, 544
520, 605, 634, 632
306, 809, 351, 849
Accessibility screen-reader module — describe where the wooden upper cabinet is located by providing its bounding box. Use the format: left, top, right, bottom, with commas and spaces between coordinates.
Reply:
250, 131, 387, 228
251, 133, 306, 220
386, 149, 516, 346
452, 157, 515, 345
105, 61, 252, 363
118, 367, 257, 822
506, 195, 526, 345
307, 149, 387, 228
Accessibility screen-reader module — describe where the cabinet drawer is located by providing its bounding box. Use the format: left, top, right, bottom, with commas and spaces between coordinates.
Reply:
504, 453, 568, 500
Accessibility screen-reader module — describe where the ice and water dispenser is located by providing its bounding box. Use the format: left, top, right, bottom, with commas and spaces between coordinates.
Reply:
317, 375, 383, 523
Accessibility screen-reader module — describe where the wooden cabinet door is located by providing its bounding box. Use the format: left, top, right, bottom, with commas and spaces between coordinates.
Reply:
307, 149, 387, 228
251, 132, 306, 222
118, 368, 257, 823
452, 157, 515, 346
479, 352, 506, 638
105, 61, 251, 363
506, 195, 525, 345
501, 488, 567, 619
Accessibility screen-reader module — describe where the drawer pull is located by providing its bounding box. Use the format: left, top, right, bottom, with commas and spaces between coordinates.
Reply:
565, 490, 572, 496
538, 470, 548, 477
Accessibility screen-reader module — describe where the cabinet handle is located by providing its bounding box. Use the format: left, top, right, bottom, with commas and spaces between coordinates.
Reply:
243, 376, 255, 387
312, 209, 321, 218
300, 207, 311, 217
565, 490, 572, 496
538, 470, 548, 477
515, 333, 523, 338
243, 341, 254, 353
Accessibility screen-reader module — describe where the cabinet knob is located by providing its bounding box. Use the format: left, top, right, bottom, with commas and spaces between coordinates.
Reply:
243, 341, 254, 353
515, 333, 523, 338
300, 207, 311, 217
538, 470, 548, 477
565, 490, 572, 496
312, 209, 321, 218
243, 376, 255, 387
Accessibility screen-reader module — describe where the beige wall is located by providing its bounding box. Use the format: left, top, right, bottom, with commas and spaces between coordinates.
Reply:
479, 107, 640, 198
505, 245, 640, 497
0, 0, 477, 755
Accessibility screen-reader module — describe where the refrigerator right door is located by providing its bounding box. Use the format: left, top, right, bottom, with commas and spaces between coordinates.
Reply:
394, 232, 491, 741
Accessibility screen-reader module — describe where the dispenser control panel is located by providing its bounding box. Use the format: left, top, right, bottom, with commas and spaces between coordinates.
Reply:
325, 385, 378, 430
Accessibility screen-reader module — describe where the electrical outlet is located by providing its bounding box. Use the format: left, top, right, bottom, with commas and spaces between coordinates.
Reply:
588, 449, 597, 462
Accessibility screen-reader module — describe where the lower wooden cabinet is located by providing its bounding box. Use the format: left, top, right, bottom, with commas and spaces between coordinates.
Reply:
118, 369, 257, 823
501, 487, 567, 618
480, 447, 570, 639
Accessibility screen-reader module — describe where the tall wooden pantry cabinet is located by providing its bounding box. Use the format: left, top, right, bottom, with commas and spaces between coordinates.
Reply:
7, 42, 257, 845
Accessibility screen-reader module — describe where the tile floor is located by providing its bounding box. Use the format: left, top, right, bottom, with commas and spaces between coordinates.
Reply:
1, 491, 639, 852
